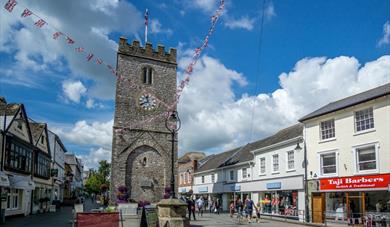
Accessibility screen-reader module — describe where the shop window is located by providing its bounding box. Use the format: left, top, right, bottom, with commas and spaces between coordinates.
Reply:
211, 174, 215, 183
201, 176, 205, 183
355, 107, 374, 132
272, 154, 279, 173
287, 151, 294, 170
259, 191, 298, 216
320, 152, 337, 175
354, 144, 378, 173
229, 170, 234, 181
320, 119, 335, 140
260, 157, 266, 174
6, 189, 19, 210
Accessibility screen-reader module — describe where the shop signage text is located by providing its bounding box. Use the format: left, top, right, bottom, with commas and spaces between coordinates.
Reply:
230, 185, 241, 191
198, 186, 208, 193
266, 182, 281, 189
320, 174, 390, 190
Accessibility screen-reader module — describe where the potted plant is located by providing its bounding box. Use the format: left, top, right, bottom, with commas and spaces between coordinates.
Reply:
116, 185, 129, 204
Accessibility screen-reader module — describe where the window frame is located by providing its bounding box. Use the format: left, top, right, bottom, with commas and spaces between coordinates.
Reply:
286, 150, 295, 171
211, 174, 215, 183
142, 67, 153, 85
354, 107, 375, 133
229, 170, 234, 181
242, 168, 248, 179
352, 142, 379, 174
259, 157, 266, 175
201, 175, 205, 184
320, 119, 336, 141
6, 189, 19, 210
318, 150, 339, 177
272, 154, 279, 173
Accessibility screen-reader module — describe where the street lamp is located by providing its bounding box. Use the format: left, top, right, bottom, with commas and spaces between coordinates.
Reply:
165, 110, 181, 199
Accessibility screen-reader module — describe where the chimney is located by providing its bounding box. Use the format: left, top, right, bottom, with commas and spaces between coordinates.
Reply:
192, 160, 198, 171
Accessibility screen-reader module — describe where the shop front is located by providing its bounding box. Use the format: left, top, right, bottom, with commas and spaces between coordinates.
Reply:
311, 174, 390, 224
242, 175, 305, 221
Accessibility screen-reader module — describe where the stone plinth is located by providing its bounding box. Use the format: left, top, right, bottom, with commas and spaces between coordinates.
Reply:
157, 199, 189, 227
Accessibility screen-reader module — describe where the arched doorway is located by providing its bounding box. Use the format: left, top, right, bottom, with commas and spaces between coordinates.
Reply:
126, 145, 166, 202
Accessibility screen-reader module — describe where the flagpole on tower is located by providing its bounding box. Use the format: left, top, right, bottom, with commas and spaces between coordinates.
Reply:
144, 9, 149, 44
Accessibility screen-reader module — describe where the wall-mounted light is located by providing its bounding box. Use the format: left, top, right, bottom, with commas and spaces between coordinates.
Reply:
294, 142, 302, 152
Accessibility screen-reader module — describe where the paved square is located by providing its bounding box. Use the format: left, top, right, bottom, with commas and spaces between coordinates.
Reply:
189, 213, 306, 227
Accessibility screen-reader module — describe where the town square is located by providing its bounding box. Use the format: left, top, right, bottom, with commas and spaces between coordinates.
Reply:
0, 0, 389, 226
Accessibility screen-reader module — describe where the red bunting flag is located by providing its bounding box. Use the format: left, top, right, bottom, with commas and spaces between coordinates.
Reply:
4, 0, 17, 12
52, 32, 63, 39
21, 8, 32, 17
75, 47, 84, 52
96, 58, 103, 64
66, 37, 74, 44
34, 19, 46, 28
86, 53, 94, 61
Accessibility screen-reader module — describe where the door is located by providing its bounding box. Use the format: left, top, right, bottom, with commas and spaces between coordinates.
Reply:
312, 193, 325, 223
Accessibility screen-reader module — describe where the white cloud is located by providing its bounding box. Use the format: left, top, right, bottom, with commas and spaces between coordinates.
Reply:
150, 19, 173, 36
62, 80, 87, 103
78, 147, 111, 170
193, 0, 217, 13
53, 119, 113, 149
178, 54, 390, 153
224, 16, 255, 30
86, 98, 95, 109
0, 0, 143, 100
264, 2, 276, 20
378, 21, 390, 46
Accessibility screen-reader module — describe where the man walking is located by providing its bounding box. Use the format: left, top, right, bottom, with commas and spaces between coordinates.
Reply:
244, 195, 254, 223
196, 197, 204, 217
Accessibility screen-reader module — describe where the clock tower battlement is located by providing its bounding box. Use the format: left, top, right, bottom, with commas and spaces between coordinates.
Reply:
118, 37, 177, 65
111, 37, 178, 203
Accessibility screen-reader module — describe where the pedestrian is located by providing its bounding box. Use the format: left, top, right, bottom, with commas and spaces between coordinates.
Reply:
215, 198, 220, 215
196, 197, 204, 217
236, 198, 243, 214
229, 201, 235, 218
244, 195, 254, 223
187, 198, 196, 220
209, 198, 214, 213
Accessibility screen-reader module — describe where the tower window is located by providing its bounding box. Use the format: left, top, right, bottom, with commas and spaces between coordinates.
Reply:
142, 67, 153, 85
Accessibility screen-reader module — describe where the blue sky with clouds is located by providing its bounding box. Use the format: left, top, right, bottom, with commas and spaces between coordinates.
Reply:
0, 0, 389, 169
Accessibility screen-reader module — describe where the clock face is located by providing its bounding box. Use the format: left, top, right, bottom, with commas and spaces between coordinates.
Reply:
139, 94, 157, 110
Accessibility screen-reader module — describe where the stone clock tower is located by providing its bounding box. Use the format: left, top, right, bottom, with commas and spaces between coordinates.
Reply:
110, 37, 177, 202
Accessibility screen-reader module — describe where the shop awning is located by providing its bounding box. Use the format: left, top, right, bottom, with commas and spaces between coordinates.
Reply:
8, 174, 35, 190
0, 171, 10, 187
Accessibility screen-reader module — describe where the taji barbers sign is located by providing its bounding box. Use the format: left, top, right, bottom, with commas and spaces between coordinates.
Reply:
320, 174, 390, 191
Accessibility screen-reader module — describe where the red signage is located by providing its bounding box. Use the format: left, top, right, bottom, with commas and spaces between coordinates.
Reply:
319, 174, 390, 191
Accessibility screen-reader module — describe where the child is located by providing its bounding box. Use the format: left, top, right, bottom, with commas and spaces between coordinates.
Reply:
229, 201, 235, 218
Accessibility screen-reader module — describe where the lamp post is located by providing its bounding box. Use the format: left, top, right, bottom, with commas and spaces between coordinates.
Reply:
165, 110, 181, 199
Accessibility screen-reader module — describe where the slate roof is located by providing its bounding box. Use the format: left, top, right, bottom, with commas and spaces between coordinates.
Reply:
0, 103, 21, 116
299, 83, 390, 122
65, 154, 78, 165
29, 122, 46, 144
196, 123, 303, 173
178, 152, 206, 163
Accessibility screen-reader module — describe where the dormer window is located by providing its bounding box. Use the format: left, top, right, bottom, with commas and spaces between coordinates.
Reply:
142, 67, 153, 85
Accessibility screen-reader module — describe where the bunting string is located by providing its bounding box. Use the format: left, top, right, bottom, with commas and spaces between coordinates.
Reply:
3, 0, 225, 131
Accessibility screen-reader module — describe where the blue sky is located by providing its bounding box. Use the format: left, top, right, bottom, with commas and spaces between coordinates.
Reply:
0, 0, 389, 169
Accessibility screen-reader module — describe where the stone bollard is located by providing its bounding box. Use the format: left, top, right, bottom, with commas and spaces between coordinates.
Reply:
157, 199, 189, 227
